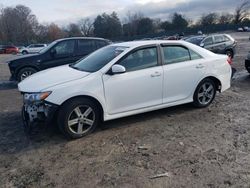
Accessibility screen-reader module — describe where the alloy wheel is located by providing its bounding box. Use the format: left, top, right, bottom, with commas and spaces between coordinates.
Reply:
21, 71, 34, 81
67, 105, 95, 135
197, 82, 215, 105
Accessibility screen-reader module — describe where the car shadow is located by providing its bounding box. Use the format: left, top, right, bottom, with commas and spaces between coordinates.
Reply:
100, 103, 196, 131
0, 111, 67, 155
0, 81, 17, 90
0, 103, 197, 155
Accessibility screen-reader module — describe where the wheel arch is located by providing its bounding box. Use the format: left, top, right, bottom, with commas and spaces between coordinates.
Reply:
199, 76, 222, 92
225, 48, 234, 58
59, 95, 105, 121
15, 65, 40, 79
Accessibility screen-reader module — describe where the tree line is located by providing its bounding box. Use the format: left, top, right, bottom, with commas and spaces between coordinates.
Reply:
0, 1, 249, 45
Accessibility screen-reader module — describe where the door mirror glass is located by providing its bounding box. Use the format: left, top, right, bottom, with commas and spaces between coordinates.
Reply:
112, 64, 126, 74
200, 43, 205, 48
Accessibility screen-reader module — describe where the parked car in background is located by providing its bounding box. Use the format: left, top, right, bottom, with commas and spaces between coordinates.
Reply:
243, 26, 249, 32
0, 45, 19, 54
18, 40, 231, 138
17, 46, 26, 52
20, 44, 47, 55
245, 52, 250, 73
184, 34, 237, 58
0, 45, 4, 54
8, 37, 111, 81
238, 27, 249, 32
237, 27, 244, 32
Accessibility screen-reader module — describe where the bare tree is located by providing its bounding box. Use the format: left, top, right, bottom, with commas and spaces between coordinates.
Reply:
0, 5, 38, 44
123, 11, 144, 37
199, 13, 219, 26
67, 23, 82, 37
234, 0, 250, 24
78, 18, 93, 37
219, 13, 234, 24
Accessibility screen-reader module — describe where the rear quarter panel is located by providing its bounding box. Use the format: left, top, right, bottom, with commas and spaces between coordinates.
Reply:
204, 55, 231, 92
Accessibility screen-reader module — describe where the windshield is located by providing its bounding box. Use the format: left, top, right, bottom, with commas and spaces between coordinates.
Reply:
71, 46, 128, 72
186, 36, 205, 45
39, 41, 56, 54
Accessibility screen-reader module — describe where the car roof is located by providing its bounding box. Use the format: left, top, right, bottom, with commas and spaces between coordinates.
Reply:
110, 40, 216, 58
55, 37, 108, 42
111, 40, 191, 48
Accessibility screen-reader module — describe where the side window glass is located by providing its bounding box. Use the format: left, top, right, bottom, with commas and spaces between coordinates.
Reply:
214, 36, 224, 43
223, 35, 230, 41
203, 37, 213, 46
190, 49, 203, 60
77, 40, 95, 55
163, 46, 191, 64
54, 40, 75, 55
119, 47, 158, 72
96, 41, 107, 49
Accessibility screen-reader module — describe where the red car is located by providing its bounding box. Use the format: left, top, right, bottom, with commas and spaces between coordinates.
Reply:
0, 45, 19, 54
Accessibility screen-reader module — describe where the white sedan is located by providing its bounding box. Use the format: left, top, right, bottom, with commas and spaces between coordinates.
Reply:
18, 40, 231, 138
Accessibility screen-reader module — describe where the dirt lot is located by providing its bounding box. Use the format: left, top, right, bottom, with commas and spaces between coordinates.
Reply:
0, 32, 250, 188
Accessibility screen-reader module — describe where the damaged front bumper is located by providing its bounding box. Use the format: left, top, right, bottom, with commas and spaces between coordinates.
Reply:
22, 100, 58, 131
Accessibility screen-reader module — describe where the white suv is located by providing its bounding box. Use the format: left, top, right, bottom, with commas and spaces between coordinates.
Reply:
21, 44, 47, 54
18, 40, 231, 139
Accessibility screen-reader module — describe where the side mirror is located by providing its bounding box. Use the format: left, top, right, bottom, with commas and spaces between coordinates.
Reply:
111, 64, 126, 74
200, 43, 205, 48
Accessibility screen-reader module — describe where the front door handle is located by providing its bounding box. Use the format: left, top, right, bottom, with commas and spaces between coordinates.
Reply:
151, 72, 161, 77
196, 64, 205, 69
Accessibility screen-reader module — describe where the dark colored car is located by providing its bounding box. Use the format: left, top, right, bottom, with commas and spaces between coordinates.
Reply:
8, 37, 111, 81
245, 52, 250, 73
0, 45, 19, 54
184, 34, 237, 58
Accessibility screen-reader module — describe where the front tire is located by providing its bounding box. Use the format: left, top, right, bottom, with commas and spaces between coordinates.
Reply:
193, 78, 216, 108
17, 67, 37, 82
57, 98, 100, 139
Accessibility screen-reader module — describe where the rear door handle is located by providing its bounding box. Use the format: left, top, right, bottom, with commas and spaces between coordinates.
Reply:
151, 72, 161, 77
196, 64, 205, 69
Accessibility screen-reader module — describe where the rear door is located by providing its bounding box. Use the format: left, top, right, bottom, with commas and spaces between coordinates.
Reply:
161, 45, 206, 103
95, 40, 109, 49
212, 35, 227, 54
75, 39, 96, 59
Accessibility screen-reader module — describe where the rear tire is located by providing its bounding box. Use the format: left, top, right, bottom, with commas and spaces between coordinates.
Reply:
193, 78, 216, 108
17, 67, 37, 82
57, 98, 100, 139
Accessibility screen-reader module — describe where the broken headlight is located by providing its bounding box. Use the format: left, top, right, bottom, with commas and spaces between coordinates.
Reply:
23, 91, 51, 103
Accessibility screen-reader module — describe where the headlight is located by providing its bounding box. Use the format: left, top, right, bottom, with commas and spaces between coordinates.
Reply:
24, 91, 51, 103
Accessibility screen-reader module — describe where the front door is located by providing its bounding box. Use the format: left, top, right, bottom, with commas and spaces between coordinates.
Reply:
103, 46, 163, 114
41, 40, 78, 69
203, 36, 215, 52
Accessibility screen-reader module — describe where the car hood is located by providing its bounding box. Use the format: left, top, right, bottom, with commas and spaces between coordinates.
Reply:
18, 65, 90, 92
12, 54, 39, 61
8, 54, 40, 64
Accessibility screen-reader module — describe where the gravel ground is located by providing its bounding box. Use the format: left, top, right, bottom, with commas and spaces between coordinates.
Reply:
0, 32, 250, 188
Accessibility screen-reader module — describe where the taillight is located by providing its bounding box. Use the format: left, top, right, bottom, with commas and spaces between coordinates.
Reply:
227, 56, 233, 65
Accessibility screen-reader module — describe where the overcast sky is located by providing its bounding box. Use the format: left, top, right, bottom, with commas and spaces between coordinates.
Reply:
0, 0, 242, 24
